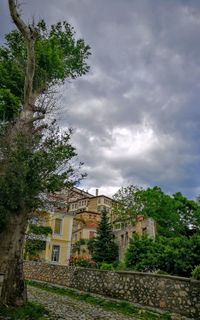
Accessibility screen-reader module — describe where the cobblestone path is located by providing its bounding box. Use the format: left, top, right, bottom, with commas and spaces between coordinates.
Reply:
28, 286, 137, 320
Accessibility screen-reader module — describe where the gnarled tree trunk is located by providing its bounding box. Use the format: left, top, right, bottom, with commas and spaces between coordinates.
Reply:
0, 1, 38, 306
0, 213, 28, 306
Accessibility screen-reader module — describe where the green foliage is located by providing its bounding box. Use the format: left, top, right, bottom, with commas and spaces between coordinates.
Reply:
24, 240, 46, 260
0, 88, 21, 121
0, 302, 49, 319
87, 237, 96, 256
100, 263, 114, 271
0, 20, 90, 120
113, 185, 200, 237
191, 265, 200, 280
24, 224, 52, 259
125, 234, 200, 277
29, 224, 52, 236
92, 209, 119, 264
112, 260, 126, 271
0, 127, 82, 231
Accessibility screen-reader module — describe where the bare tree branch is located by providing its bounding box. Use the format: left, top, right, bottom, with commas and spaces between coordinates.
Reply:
8, 0, 37, 117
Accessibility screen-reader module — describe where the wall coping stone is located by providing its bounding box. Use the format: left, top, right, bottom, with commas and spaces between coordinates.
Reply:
66, 266, 198, 283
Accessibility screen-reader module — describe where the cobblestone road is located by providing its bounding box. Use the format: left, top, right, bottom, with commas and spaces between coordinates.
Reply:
28, 286, 137, 320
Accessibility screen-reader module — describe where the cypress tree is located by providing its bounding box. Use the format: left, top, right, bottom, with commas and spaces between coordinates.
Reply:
92, 209, 118, 263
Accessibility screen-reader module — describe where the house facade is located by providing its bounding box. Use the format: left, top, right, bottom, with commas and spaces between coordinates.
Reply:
26, 187, 156, 265
71, 191, 113, 257
113, 215, 156, 260
27, 187, 93, 265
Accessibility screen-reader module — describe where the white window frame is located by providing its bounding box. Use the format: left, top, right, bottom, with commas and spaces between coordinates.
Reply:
51, 245, 60, 263
53, 218, 63, 235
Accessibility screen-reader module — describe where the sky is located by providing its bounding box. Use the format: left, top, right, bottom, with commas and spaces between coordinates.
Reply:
1, 0, 200, 199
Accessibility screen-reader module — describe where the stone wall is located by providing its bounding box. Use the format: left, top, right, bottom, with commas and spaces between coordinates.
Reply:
24, 261, 200, 318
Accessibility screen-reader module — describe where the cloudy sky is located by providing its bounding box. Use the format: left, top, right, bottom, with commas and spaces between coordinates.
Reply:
1, 0, 200, 199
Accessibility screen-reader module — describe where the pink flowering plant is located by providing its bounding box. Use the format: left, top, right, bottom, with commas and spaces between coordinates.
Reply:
69, 255, 97, 268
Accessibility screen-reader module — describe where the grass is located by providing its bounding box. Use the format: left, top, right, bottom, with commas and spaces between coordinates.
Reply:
27, 280, 172, 320
0, 301, 49, 320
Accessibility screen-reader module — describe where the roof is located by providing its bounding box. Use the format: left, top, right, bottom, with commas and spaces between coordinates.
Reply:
73, 222, 98, 233
85, 222, 98, 228
69, 194, 114, 204
75, 210, 101, 216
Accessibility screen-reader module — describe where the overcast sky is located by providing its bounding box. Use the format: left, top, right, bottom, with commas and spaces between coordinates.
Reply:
1, 0, 200, 199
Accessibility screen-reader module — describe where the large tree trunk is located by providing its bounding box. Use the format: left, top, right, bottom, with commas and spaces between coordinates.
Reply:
0, 0, 44, 307
0, 1, 37, 306
0, 213, 28, 306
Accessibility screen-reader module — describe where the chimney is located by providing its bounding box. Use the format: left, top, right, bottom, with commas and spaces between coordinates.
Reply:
96, 188, 99, 196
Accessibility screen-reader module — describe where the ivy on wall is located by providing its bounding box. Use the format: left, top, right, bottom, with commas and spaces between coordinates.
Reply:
24, 224, 52, 260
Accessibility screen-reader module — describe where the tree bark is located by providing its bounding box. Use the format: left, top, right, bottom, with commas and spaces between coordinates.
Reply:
0, 213, 28, 306
0, 1, 43, 306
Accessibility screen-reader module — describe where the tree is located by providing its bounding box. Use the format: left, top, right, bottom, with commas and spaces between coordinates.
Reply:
92, 209, 118, 264
0, 0, 90, 306
125, 234, 200, 277
113, 185, 200, 237
0, 19, 90, 121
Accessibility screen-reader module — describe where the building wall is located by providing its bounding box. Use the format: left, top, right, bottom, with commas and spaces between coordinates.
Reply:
113, 217, 156, 260
24, 261, 200, 318
41, 212, 74, 265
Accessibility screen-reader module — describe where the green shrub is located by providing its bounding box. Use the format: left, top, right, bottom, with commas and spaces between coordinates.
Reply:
100, 263, 114, 271
125, 234, 200, 277
113, 261, 126, 271
191, 265, 200, 280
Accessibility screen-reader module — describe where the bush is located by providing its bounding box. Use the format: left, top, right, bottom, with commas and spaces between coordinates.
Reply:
191, 265, 200, 280
69, 256, 96, 268
100, 263, 114, 271
113, 261, 126, 271
125, 234, 200, 277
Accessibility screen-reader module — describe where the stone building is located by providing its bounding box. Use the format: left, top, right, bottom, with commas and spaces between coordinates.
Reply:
71, 190, 113, 257
113, 215, 156, 260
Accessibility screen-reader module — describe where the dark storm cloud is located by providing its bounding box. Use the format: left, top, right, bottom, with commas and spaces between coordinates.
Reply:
1, 0, 200, 198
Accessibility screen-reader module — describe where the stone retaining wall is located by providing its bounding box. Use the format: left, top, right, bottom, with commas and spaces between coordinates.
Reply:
24, 261, 200, 318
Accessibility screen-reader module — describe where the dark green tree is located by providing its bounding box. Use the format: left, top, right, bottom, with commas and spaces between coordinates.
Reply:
0, 0, 90, 307
92, 209, 118, 264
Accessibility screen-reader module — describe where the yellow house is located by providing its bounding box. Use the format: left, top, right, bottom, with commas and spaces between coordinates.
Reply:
44, 210, 74, 265
26, 189, 113, 260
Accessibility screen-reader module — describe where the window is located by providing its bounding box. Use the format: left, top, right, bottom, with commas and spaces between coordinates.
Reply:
54, 218, 62, 234
125, 232, 129, 245
89, 231, 95, 239
115, 223, 121, 230
51, 245, 60, 262
121, 234, 124, 245
142, 227, 147, 235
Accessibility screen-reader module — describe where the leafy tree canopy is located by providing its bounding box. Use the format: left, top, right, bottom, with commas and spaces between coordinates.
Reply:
113, 185, 200, 237
125, 234, 200, 277
0, 20, 91, 120
0, 126, 83, 232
